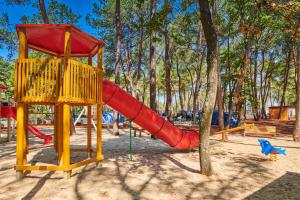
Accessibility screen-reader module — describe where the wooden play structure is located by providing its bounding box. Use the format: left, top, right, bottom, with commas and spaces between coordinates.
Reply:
269, 106, 295, 121
0, 84, 13, 142
14, 24, 105, 179
216, 123, 255, 141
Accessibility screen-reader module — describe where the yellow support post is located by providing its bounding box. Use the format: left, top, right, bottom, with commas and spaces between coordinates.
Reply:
23, 104, 28, 163
87, 56, 93, 157
55, 105, 64, 165
62, 104, 71, 179
16, 27, 28, 180
16, 104, 25, 179
62, 27, 71, 179
96, 47, 103, 162
54, 105, 58, 153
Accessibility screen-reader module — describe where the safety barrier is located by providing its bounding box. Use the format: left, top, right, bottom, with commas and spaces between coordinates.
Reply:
14, 58, 102, 105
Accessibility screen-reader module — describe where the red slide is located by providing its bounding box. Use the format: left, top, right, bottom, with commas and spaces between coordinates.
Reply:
103, 80, 199, 150
0, 106, 52, 144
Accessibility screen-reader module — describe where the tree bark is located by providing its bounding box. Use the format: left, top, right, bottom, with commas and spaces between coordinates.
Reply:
233, 38, 250, 124
198, 0, 219, 176
149, 0, 157, 113
212, 0, 224, 130
293, 46, 300, 141
38, 0, 49, 23
164, 27, 172, 120
113, 0, 122, 135
136, 15, 144, 100
192, 22, 204, 124
279, 46, 291, 118
149, 0, 157, 138
176, 61, 184, 111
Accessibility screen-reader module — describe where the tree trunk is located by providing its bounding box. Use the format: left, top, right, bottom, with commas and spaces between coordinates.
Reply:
293, 46, 300, 141
164, 27, 172, 120
279, 46, 291, 118
113, 0, 122, 136
176, 61, 184, 111
38, 0, 49, 23
233, 38, 250, 124
212, 0, 224, 131
136, 16, 144, 100
198, 0, 219, 176
149, 0, 157, 113
193, 22, 204, 124
149, 0, 157, 138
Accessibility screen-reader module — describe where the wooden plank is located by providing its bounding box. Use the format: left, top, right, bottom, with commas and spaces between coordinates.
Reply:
216, 123, 255, 134
244, 125, 276, 136
68, 158, 97, 170
15, 165, 64, 171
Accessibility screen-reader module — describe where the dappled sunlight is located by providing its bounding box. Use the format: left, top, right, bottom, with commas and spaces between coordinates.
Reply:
0, 128, 299, 199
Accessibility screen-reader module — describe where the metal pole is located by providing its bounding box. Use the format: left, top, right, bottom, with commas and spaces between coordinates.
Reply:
129, 120, 133, 161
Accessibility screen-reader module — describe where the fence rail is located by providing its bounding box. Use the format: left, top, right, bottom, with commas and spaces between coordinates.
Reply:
15, 58, 102, 105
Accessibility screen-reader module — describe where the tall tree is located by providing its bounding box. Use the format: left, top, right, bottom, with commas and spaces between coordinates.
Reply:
38, 0, 49, 23
198, 0, 219, 176
149, 0, 157, 113
294, 46, 300, 141
113, 0, 122, 136
212, 0, 224, 130
164, 26, 172, 120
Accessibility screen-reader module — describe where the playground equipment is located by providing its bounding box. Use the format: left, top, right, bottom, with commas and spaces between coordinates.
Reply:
0, 83, 11, 142
13, 24, 200, 180
216, 123, 255, 141
14, 24, 104, 179
102, 80, 199, 149
74, 107, 124, 129
0, 105, 52, 144
258, 138, 286, 161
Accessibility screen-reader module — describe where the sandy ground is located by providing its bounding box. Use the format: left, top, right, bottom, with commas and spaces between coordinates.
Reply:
0, 128, 299, 200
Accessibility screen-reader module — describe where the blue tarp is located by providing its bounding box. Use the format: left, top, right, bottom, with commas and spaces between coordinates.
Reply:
198, 110, 239, 127
102, 112, 125, 124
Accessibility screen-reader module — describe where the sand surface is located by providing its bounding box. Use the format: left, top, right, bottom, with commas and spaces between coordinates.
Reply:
0, 128, 299, 200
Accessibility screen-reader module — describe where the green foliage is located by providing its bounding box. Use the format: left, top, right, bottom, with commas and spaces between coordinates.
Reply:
0, 13, 16, 59
0, 57, 14, 98
21, 0, 81, 24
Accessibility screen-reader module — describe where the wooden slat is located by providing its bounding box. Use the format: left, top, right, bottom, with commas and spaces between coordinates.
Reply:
15, 58, 99, 104
15, 165, 64, 171
68, 158, 97, 170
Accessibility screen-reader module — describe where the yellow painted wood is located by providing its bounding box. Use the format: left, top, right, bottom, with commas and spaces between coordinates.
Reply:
87, 106, 92, 157
15, 58, 100, 104
217, 123, 255, 134
96, 47, 103, 161
18, 28, 27, 60
15, 27, 28, 179
54, 105, 58, 153
14, 26, 104, 179
23, 104, 28, 162
62, 104, 71, 173
62, 27, 72, 179
57, 104, 63, 165
87, 56, 93, 157
71, 148, 94, 153
16, 104, 25, 178
68, 158, 97, 170
216, 123, 255, 142
15, 165, 64, 171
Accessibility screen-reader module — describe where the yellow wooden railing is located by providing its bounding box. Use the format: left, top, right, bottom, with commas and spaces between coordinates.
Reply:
14, 58, 102, 105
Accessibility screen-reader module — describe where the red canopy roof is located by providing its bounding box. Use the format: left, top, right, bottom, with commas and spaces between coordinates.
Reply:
16, 24, 105, 57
